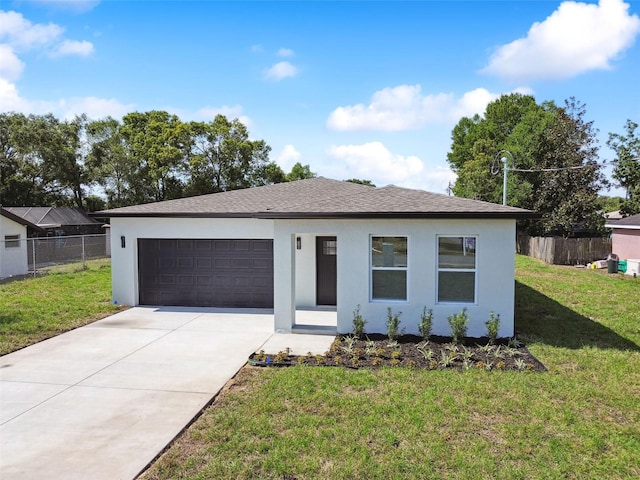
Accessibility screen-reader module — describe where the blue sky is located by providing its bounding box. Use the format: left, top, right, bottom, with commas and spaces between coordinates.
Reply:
1, 0, 639, 197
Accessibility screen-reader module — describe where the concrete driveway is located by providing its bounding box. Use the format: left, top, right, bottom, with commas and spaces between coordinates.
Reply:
0, 307, 334, 480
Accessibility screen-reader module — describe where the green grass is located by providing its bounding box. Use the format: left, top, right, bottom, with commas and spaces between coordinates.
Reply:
0, 260, 122, 355
141, 255, 640, 480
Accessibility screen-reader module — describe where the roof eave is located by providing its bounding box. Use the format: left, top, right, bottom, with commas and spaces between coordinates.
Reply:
256, 211, 541, 220
94, 210, 540, 221
91, 211, 259, 219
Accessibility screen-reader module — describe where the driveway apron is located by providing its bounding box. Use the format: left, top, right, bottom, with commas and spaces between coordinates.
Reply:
0, 307, 275, 480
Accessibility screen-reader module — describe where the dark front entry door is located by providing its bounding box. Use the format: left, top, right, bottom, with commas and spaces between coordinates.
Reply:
316, 236, 337, 306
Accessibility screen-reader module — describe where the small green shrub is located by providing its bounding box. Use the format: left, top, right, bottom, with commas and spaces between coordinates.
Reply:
448, 308, 469, 344
485, 312, 500, 345
386, 307, 403, 341
352, 304, 367, 338
418, 307, 433, 340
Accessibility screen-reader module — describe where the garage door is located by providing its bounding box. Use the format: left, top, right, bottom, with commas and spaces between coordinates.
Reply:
138, 239, 273, 308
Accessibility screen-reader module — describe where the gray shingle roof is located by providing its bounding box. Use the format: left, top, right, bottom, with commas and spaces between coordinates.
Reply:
95, 177, 537, 219
5, 207, 101, 227
606, 213, 640, 229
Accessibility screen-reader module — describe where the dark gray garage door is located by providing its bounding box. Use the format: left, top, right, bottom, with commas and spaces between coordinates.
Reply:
138, 239, 273, 308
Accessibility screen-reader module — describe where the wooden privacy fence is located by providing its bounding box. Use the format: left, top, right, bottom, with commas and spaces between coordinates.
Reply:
517, 235, 612, 265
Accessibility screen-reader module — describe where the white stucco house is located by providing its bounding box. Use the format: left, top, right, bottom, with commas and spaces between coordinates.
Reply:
0, 208, 41, 279
97, 178, 537, 338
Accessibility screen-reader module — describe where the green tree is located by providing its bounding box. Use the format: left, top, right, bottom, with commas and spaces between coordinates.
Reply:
0, 113, 91, 208
607, 120, 640, 215
86, 117, 136, 208
119, 111, 189, 203
345, 178, 375, 186
286, 162, 316, 181
447, 95, 608, 237
185, 115, 271, 196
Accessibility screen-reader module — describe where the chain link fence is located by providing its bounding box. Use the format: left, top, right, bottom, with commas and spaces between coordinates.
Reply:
27, 234, 109, 274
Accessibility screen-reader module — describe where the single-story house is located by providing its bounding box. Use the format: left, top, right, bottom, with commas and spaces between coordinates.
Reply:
96, 177, 537, 337
605, 213, 640, 260
4, 207, 104, 237
0, 208, 43, 279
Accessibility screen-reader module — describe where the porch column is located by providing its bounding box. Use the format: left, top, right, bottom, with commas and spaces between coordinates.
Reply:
273, 228, 295, 332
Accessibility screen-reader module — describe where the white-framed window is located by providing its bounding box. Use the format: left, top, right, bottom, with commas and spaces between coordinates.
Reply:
4, 234, 20, 248
437, 236, 477, 304
371, 236, 407, 301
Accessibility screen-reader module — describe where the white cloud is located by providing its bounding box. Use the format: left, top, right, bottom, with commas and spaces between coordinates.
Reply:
277, 48, 294, 57
326, 85, 529, 131
0, 76, 133, 119
481, 0, 640, 82
0, 10, 64, 52
264, 61, 298, 81
276, 144, 301, 170
327, 142, 424, 184
250, 44, 263, 53
0, 44, 25, 82
165, 104, 253, 127
325, 141, 458, 192
51, 39, 94, 57
57, 96, 134, 120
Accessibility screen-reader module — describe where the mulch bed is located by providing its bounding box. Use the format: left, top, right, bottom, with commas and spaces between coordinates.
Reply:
249, 334, 546, 372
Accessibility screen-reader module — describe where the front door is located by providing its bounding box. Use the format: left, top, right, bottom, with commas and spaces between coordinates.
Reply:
316, 236, 337, 306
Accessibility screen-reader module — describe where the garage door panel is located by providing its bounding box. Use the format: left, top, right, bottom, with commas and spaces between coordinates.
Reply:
138, 238, 273, 308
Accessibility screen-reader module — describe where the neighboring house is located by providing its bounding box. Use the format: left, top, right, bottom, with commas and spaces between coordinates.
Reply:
605, 214, 640, 260
0, 208, 42, 279
3, 207, 103, 237
604, 210, 623, 225
97, 177, 537, 338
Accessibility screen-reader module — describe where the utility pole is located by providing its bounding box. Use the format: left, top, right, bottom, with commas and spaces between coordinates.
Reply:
491, 150, 514, 206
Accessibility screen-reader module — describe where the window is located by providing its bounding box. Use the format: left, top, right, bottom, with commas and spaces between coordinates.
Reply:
437, 236, 476, 303
323, 239, 337, 255
5, 235, 20, 248
371, 236, 407, 301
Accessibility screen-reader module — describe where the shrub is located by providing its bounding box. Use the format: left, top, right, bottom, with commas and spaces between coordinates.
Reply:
418, 307, 433, 340
448, 308, 469, 344
485, 312, 500, 345
386, 307, 402, 341
352, 304, 367, 338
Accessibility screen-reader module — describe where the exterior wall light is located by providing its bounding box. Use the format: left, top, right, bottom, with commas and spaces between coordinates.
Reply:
296, 236, 301, 250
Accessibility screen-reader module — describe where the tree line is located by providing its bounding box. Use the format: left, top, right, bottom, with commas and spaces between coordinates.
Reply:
447, 94, 639, 237
0, 111, 316, 211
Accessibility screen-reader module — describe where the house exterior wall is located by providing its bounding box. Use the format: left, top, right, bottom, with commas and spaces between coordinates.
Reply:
612, 229, 640, 260
294, 233, 317, 308
109, 217, 274, 306
0, 216, 28, 278
274, 218, 516, 338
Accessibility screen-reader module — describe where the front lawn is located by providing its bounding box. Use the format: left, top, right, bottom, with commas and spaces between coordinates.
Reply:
141, 255, 640, 480
0, 261, 123, 355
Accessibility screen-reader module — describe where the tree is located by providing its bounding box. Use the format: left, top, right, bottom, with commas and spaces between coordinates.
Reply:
120, 111, 189, 203
447, 95, 609, 237
607, 120, 640, 215
0, 113, 91, 208
185, 115, 272, 196
345, 178, 375, 186
86, 117, 135, 208
286, 162, 316, 181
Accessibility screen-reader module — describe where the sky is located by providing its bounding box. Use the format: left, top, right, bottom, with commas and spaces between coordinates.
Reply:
1, 0, 639, 198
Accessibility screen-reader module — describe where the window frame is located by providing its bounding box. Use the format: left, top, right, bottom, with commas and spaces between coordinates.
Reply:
4, 234, 20, 249
436, 235, 478, 305
370, 235, 408, 302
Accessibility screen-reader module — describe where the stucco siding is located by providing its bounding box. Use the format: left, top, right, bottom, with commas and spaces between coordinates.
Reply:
0, 216, 28, 278
274, 218, 516, 338
110, 217, 274, 306
612, 229, 640, 260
